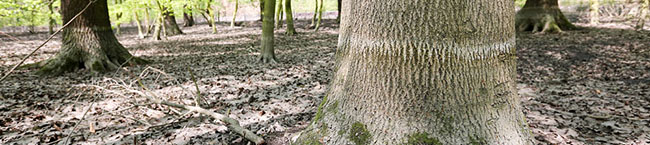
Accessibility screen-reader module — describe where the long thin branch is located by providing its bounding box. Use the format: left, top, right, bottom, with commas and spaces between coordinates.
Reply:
125, 85, 265, 145
0, 0, 98, 83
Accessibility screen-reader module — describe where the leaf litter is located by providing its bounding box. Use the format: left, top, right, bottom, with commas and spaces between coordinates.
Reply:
1, 20, 649, 144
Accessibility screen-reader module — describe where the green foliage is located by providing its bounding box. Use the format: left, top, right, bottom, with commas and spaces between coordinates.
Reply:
0, 0, 61, 28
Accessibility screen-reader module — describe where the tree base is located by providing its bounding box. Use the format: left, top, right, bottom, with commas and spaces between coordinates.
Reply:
516, 8, 575, 33
36, 45, 147, 75
259, 55, 277, 63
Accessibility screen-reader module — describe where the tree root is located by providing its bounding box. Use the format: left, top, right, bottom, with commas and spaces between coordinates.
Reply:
516, 9, 575, 34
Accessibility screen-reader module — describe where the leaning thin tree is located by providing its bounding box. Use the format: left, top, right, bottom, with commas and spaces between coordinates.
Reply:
293, 0, 534, 144
516, 0, 575, 33
37, 0, 146, 75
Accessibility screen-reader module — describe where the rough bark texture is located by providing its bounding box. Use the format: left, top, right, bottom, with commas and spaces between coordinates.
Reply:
284, 0, 296, 35
515, 0, 575, 33
39, 0, 146, 75
294, 0, 534, 144
260, 0, 276, 63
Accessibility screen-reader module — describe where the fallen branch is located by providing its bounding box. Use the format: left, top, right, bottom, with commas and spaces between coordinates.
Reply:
126, 84, 265, 145
0, 31, 20, 41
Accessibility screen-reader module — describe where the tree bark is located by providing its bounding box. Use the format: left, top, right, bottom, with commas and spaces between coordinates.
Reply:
39, 0, 146, 75
294, 0, 533, 144
260, 0, 276, 63
284, 0, 296, 35
515, 0, 575, 33
163, 9, 183, 35
636, 0, 649, 30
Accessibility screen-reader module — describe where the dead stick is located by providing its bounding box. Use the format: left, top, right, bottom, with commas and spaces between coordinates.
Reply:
0, 0, 97, 82
0, 31, 20, 41
126, 88, 265, 145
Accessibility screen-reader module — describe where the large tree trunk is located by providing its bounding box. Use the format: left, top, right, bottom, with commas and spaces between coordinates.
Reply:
294, 0, 533, 144
163, 9, 183, 35
38, 0, 146, 75
260, 0, 276, 63
516, 0, 575, 33
284, 0, 296, 35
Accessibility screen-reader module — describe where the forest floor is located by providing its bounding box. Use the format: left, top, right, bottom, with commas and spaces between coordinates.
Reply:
1, 19, 650, 145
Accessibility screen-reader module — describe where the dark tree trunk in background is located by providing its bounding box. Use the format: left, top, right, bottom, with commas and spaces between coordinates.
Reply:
38, 0, 146, 75
260, 0, 276, 63
163, 9, 183, 35
516, 0, 575, 33
336, 0, 341, 23
183, 12, 195, 27
294, 0, 533, 144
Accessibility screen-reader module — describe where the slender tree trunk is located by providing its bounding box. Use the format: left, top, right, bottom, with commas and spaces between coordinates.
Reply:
313, 0, 323, 31
231, 0, 239, 27
636, 0, 649, 30
275, 0, 283, 28
294, 0, 533, 144
152, 13, 162, 40
48, 0, 55, 34
144, 7, 151, 34
336, 0, 341, 23
309, 0, 318, 28
114, 0, 123, 35
284, 0, 296, 35
260, 0, 276, 63
39, 0, 146, 75
515, 0, 575, 33
134, 11, 145, 38
590, 0, 600, 25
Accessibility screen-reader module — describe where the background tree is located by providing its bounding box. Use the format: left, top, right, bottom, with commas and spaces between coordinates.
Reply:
37, 0, 146, 74
275, 0, 283, 28
284, 0, 295, 35
183, 5, 195, 27
590, 0, 599, 25
260, 0, 275, 63
312, 0, 323, 31
160, 0, 183, 36
516, 0, 575, 33
230, 0, 238, 27
294, 0, 533, 144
